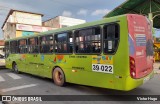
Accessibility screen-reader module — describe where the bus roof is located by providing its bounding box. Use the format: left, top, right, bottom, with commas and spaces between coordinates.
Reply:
5, 14, 128, 42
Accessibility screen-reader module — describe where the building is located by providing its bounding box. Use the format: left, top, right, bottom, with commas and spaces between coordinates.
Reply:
1, 9, 54, 40
2, 10, 86, 40
43, 16, 86, 28
0, 40, 4, 46
0, 40, 4, 55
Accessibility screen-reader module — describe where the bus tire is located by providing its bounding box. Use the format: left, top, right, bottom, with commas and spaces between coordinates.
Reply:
12, 63, 19, 74
52, 67, 66, 86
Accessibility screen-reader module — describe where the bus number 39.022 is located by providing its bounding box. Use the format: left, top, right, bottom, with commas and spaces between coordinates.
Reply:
92, 64, 113, 74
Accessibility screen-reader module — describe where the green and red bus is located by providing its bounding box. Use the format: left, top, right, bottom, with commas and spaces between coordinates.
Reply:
5, 14, 154, 91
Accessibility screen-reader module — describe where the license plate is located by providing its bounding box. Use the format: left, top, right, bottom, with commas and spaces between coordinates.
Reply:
92, 64, 113, 74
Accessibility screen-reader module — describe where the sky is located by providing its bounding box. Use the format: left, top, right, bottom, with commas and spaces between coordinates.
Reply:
0, 0, 126, 39
0, 0, 159, 39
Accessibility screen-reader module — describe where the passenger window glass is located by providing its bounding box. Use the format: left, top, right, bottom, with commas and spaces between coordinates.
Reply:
10, 41, 19, 53
19, 39, 27, 53
55, 32, 73, 53
75, 27, 101, 53
28, 38, 39, 53
40, 35, 53, 53
5, 42, 10, 57
103, 24, 119, 54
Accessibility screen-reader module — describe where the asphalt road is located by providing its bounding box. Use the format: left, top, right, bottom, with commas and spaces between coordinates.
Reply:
0, 66, 160, 104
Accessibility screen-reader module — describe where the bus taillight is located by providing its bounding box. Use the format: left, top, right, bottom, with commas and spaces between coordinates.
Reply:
130, 56, 136, 78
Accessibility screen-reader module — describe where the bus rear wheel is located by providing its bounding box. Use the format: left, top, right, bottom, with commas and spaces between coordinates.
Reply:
52, 67, 66, 86
12, 63, 19, 74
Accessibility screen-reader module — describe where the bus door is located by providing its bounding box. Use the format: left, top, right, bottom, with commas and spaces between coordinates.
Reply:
127, 14, 153, 79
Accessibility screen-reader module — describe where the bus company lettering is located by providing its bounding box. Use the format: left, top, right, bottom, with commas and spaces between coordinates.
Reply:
69, 56, 87, 58
134, 26, 145, 32
72, 66, 84, 70
136, 50, 144, 56
135, 34, 146, 46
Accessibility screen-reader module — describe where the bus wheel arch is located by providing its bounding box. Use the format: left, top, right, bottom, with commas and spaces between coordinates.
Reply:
52, 66, 66, 86
12, 61, 19, 73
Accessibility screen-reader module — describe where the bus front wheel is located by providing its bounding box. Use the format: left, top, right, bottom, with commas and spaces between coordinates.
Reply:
12, 63, 19, 74
52, 67, 66, 86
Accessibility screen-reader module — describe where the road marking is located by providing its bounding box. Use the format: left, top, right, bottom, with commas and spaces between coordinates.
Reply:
6, 73, 21, 79
0, 84, 38, 93
0, 76, 5, 82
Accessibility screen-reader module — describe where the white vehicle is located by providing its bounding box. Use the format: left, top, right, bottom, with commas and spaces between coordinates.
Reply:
0, 46, 5, 67
0, 46, 5, 55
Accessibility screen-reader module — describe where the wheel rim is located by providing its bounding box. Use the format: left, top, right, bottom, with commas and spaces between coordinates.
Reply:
55, 71, 62, 83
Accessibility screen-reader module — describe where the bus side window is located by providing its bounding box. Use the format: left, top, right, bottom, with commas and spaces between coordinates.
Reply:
40, 35, 53, 53
10, 41, 19, 54
103, 24, 119, 54
28, 37, 39, 53
55, 32, 73, 53
5, 42, 10, 58
75, 27, 101, 54
19, 39, 27, 54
